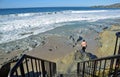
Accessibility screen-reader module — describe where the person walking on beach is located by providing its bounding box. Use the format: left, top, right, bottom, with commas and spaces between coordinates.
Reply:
81, 40, 87, 52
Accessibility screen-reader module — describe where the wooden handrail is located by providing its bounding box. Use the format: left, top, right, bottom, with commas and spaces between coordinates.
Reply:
8, 54, 56, 77
77, 54, 120, 77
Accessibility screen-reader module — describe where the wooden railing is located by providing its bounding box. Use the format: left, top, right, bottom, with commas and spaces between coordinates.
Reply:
77, 54, 120, 77
8, 54, 56, 77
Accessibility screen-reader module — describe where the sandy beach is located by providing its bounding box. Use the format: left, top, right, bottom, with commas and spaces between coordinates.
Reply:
0, 28, 99, 67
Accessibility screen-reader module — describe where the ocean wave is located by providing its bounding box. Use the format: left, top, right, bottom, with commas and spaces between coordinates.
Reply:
71, 10, 108, 13
0, 10, 109, 18
0, 9, 120, 43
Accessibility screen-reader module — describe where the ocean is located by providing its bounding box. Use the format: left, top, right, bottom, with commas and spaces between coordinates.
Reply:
0, 7, 120, 44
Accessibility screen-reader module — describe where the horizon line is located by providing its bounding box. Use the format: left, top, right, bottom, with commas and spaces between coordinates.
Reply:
0, 6, 92, 9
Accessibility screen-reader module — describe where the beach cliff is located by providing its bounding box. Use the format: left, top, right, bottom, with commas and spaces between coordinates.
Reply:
95, 25, 120, 57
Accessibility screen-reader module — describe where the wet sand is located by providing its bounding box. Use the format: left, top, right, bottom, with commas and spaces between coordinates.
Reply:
27, 35, 75, 61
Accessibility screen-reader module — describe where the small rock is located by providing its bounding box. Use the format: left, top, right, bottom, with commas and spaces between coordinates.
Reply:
32, 43, 37, 48
5, 51, 10, 54
41, 41, 45, 45
76, 36, 83, 42
69, 35, 75, 42
103, 27, 108, 30
15, 45, 20, 50
49, 49, 52, 51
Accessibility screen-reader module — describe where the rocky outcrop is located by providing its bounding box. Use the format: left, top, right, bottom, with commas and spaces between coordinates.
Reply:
96, 25, 120, 57
92, 3, 120, 8
69, 35, 83, 47
0, 35, 46, 53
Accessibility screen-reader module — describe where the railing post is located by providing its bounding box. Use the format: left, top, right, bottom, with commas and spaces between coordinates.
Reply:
113, 58, 120, 77
25, 58, 29, 77
98, 61, 102, 76
38, 60, 41, 76
77, 63, 80, 77
49, 62, 52, 77
53, 63, 57, 76
113, 44, 120, 77
41, 60, 46, 77
102, 60, 107, 77
82, 62, 85, 77
35, 59, 39, 77
93, 61, 97, 77
20, 63, 25, 77
114, 32, 120, 55
31, 59, 35, 77
109, 58, 114, 76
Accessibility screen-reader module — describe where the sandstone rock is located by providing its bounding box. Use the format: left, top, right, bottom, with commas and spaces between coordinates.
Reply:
96, 25, 120, 57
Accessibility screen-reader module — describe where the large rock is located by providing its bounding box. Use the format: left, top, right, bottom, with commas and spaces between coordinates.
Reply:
96, 25, 120, 57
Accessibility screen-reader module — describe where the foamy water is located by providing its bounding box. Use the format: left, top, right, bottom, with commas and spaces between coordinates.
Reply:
0, 10, 120, 44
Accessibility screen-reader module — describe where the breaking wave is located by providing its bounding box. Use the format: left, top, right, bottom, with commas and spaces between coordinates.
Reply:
0, 9, 120, 43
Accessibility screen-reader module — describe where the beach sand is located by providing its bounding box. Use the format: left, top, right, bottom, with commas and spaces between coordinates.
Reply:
0, 30, 99, 67
27, 35, 75, 61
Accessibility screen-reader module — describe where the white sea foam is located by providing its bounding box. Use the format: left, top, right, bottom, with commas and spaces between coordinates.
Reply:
71, 10, 108, 13
0, 10, 120, 44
